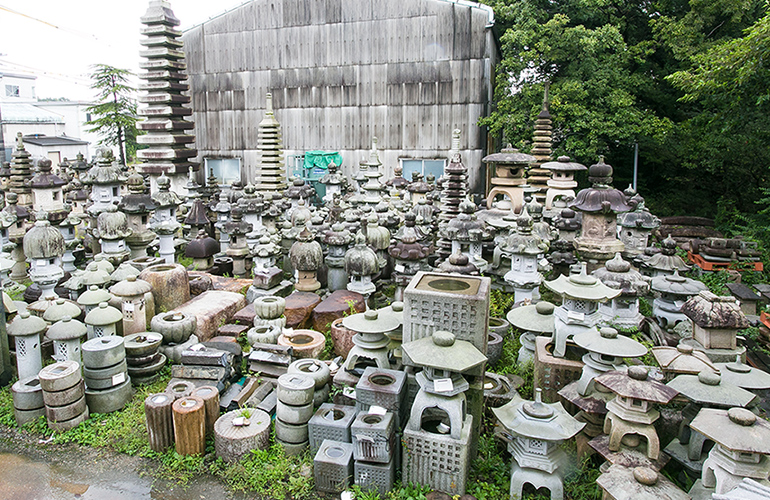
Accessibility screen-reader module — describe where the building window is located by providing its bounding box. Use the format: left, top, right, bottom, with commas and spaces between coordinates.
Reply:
399, 158, 446, 181
205, 158, 241, 186
5, 85, 19, 98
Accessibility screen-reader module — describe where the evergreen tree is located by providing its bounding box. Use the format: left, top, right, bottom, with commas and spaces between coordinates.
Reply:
85, 64, 138, 167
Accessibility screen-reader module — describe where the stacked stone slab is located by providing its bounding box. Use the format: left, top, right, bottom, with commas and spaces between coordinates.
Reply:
308, 403, 357, 456
351, 410, 398, 496
11, 375, 46, 425
39, 361, 89, 431
125, 332, 166, 385
287, 358, 331, 408
82, 336, 133, 414
8, 132, 34, 207
136, 0, 198, 188
170, 343, 235, 393
274, 373, 315, 455
254, 94, 287, 193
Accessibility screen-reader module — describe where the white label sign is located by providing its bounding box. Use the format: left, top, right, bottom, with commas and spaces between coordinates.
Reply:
112, 372, 126, 386
434, 378, 454, 393
567, 310, 585, 322
123, 302, 134, 313
368, 405, 387, 416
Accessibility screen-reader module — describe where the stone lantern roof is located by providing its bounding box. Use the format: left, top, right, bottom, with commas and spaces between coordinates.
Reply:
344, 233, 379, 277
236, 184, 265, 214
667, 371, 757, 408
482, 145, 535, 166
618, 196, 660, 230
507, 301, 556, 334
492, 388, 584, 440
184, 199, 212, 226
23, 213, 64, 258
283, 177, 315, 201
252, 234, 280, 258
436, 251, 478, 275
595, 366, 678, 404
8, 311, 47, 337
42, 298, 82, 324
569, 157, 633, 214
500, 208, 547, 256
363, 214, 390, 250
84, 302, 123, 326
401, 330, 486, 374
385, 164, 409, 189
110, 275, 153, 298
77, 285, 113, 308
544, 263, 621, 301
597, 465, 690, 500
681, 291, 749, 329
388, 234, 430, 261
553, 208, 582, 231
548, 239, 578, 266
651, 344, 719, 376
643, 236, 691, 273
715, 356, 770, 390
650, 270, 707, 295
81, 156, 123, 185
343, 309, 400, 335
110, 262, 140, 283
690, 407, 770, 455
95, 205, 133, 240
323, 223, 354, 247
30, 158, 67, 189
574, 327, 648, 359
592, 253, 650, 296
541, 155, 587, 172
185, 229, 220, 259
47, 317, 87, 341
223, 207, 252, 236
119, 173, 158, 213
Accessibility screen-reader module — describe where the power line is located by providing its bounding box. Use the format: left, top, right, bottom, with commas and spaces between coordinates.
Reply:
0, 4, 114, 48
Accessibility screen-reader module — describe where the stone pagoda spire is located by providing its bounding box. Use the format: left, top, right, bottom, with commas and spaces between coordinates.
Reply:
254, 93, 287, 193
8, 132, 33, 207
136, 0, 198, 192
526, 84, 553, 202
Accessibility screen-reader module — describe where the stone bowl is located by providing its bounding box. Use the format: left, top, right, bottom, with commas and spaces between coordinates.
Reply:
278, 329, 325, 359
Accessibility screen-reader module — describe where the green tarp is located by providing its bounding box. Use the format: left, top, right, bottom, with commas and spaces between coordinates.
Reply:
303, 151, 343, 171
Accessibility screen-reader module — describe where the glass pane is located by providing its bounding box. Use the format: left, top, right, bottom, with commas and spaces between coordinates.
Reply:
423, 160, 445, 179
401, 160, 422, 182
205, 158, 241, 186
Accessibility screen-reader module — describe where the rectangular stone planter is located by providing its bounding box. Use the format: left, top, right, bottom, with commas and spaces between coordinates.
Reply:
534, 336, 584, 403
173, 291, 247, 341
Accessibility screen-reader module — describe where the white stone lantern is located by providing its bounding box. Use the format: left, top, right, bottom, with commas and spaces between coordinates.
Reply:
7, 311, 47, 380
94, 205, 132, 266
507, 301, 556, 366
84, 302, 123, 339
541, 156, 587, 211
110, 276, 153, 336
23, 212, 65, 304
499, 208, 548, 303
573, 327, 648, 397
617, 189, 660, 258
47, 317, 87, 364
592, 253, 650, 330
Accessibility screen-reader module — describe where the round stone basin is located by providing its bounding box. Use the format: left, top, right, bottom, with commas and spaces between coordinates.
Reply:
362, 415, 382, 425
428, 278, 470, 292
369, 373, 395, 386
323, 409, 345, 421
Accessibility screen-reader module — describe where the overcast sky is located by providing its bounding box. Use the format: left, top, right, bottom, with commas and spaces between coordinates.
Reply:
0, 1, 244, 100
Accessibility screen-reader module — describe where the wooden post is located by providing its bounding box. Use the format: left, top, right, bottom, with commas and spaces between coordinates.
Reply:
192, 385, 220, 437
144, 392, 174, 452
172, 396, 205, 456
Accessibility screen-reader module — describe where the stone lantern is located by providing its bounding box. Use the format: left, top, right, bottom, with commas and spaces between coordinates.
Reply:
690, 408, 770, 495
184, 229, 219, 272
552, 208, 581, 242
667, 371, 757, 463
406, 172, 433, 204
363, 214, 391, 277
714, 355, 770, 390
58, 213, 82, 273
109, 261, 139, 285
119, 173, 158, 259
237, 184, 265, 246
597, 465, 691, 500
82, 149, 123, 215
30, 158, 70, 225
212, 191, 232, 251
319, 162, 346, 204
339, 309, 399, 378
650, 270, 708, 332
388, 215, 431, 301
7, 310, 47, 380
65, 177, 89, 216
360, 137, 386, 207
493, 389, 585, 500
681, 291, 748, 358
547, 239, 577, 278
385, 164, 409, 200
595, 367, 679, 460
42, 298, 82, 324
183, 199, 211, 240
573, 327, 648, 397
569, 157, 633, 264
641, 235, 691, 277
84, 302, 123, 339
617, 190, 660, 258
436, 250, 478, 276
94, 205, 132, 266
150, 215, 181, 265
151, 173, 183, 223
47, 317, 87, 364
592, 253, 650, 330
400, 330, 487, 495
544, 263, 621, 358
344, 233, 379, 300
289, 227, 323, 292
652, 344, 719, 382
224, 207, 252, 278
483, 146, 534, 211
110, 275, 154, 335
541, 156, 587, 211
4, 192, 31, 283
507, 301, 555, 366
499, 208, 548, 303
247, 233, 284, 299
77, 285, 114, 317
23, 212, 65, 306
442, 200, 492, 272
323, 223, 354, 292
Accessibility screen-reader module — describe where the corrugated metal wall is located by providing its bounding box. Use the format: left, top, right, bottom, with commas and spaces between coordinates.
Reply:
182, 0, 496, 191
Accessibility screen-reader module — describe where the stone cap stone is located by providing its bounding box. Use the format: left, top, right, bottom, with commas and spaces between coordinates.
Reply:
667, 372, 756, 407
8, 310, 47, 337
595, 367, 678, 404
681, 290, 749, 329
690, 407, 770, 454
506, 302, 555, 334
544, 263, 621, 302
84, 302, 123, 326
401, 330, 486, 373
492, 389, 584, 441
573, 327, 648, 359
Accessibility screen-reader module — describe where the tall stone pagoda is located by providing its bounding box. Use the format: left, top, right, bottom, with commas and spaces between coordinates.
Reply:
526, 87, 554, 202
136, 0, 198, 192
8, 133, 34, 207
254, 93, 287, 193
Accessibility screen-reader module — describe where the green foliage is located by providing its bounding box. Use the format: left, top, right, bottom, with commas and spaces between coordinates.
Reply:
85, 64, 140, 167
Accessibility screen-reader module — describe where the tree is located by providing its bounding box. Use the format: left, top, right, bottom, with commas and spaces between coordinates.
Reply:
85, 64, 138, 167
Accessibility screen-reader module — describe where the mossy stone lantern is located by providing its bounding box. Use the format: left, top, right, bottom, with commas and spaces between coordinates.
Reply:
344, 233, 379, 299
23, 212, 65, 304
118, 172, 158, 260
400, 330, 487, 495
94, 205, 133, 266
184, 229, 219, 272
8, 311, 47, 380
47, 316, 87, 364
223, 207, 252, 278
493, 389, 585, 500
289, 226, 323, 292
592, 253, 650, 330
499, 207, 548, 303
84, 302, 123, 339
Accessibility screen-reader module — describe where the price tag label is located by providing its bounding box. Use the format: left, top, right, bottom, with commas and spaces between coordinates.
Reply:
329, 361, 339, 372
368, 405, 387, 416
343, 387, 356, 399
394, 264, 406, 273
112, 372, 126, 386
341, 492, 354, 500
123, 302, 134, 313
434, 378, 454, 393
567, 311, 585, 322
